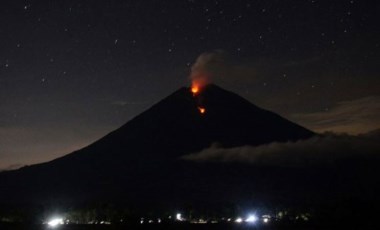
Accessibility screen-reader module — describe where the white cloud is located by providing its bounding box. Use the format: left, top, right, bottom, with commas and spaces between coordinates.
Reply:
182, 131, 380, 168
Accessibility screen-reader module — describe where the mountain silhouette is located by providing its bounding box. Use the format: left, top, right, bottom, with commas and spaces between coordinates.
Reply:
0, 84, 316, 206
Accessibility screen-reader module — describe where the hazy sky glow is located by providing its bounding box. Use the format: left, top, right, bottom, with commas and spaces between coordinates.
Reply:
1, 0, 379, 170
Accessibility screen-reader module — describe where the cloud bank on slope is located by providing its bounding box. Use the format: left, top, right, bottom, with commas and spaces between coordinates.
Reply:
182, 130, 380, 168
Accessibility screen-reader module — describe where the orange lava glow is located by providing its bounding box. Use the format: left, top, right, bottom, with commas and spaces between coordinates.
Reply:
191, 84, 200, 95
198, 107, 206, 114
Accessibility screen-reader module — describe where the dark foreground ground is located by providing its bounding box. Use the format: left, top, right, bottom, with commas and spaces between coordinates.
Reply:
0, 222, 378, 230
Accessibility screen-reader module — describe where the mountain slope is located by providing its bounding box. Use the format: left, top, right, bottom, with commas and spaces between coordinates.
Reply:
0, 84, 314, 204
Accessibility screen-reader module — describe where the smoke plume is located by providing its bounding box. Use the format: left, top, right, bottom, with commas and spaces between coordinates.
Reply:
190, 50, 228, 87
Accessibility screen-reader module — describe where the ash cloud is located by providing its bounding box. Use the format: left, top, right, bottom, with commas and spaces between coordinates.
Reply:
190, 50, 229, 86
182, 130, 380, 168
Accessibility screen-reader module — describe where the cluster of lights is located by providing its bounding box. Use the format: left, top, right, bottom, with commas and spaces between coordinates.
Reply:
140, 212, 270, 225
234, 214, 270, 224
45, 212, 273, 226
140, 213, 185, 225
235, 215, 258, 224
140, 218, 161, 224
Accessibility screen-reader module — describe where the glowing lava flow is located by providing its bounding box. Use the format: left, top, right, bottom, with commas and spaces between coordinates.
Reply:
191, 82, 206, 114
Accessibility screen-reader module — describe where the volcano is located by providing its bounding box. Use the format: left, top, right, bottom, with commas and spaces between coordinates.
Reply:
0, 84, 315, 207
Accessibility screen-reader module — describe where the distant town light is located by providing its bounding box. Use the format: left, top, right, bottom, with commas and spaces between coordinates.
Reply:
263, 217, 269, 223
47, 218, 63, 227
176, 213, 183, 221
235, 217, 243, 223
245, 214, 258, 223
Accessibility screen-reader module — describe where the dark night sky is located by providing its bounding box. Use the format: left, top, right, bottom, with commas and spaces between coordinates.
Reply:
0, 0, 379, 170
